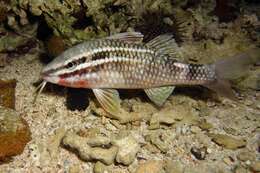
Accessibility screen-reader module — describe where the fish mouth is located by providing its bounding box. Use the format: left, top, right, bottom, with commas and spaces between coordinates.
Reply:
41, 73, 59, 84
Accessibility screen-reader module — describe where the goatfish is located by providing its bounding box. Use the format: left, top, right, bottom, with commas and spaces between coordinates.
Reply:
37, 32, 260, 116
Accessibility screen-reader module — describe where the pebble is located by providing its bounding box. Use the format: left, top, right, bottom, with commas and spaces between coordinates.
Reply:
164, 160, 184, 173
250, 161, 260, 172
237, 149, 256, 162
190, 126, 201, 134
0, 106, 31, 161
190, 146, 207, 160
68, 164, 80, 173
223, 157, 234, 166
135, 160, 164, 173
234, 166, 248, 173
209, 134, 247, 150
112, 132, 140, 165
244, 99, 254, 106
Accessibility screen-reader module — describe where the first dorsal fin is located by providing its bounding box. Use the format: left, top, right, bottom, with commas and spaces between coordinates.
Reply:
146, 34, 178, 57
106, 32, 144, 43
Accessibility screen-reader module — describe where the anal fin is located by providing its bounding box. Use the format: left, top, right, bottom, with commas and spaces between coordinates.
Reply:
144, 86, 175, 106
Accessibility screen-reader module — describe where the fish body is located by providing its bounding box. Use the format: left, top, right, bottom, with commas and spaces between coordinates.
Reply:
41, 32, 258, 116
42, 34, 215, 89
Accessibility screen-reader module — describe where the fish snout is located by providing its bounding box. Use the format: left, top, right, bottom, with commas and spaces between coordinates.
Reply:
41, 68, 59, 84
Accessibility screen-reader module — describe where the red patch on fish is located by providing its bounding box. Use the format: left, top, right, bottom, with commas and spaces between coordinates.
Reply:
73, 80, 89, 87
58, 78, 88, 88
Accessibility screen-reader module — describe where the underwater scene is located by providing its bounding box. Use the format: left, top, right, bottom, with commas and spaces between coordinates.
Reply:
0, 0, 260, 172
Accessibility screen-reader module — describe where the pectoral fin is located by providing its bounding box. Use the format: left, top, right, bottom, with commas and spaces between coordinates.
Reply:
92, 89, 121, 116
144, 86, 175, 106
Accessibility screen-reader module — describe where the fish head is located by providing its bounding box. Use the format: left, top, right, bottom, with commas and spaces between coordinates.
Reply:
41, 42, 92, 88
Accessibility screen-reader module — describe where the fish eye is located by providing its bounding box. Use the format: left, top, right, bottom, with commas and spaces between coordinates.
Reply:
66, 62, 74, 69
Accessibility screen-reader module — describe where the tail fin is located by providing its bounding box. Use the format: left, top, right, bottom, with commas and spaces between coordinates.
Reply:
205, 48, 260, 100
214, 48, 260, 79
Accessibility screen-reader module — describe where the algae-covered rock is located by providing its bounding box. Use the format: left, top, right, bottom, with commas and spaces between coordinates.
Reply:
0, 106, 31, 161
6, 0, 194, 46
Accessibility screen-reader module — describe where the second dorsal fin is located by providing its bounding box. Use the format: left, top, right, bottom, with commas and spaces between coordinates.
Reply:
106, 32, 144, 43
146, 34, 178, 57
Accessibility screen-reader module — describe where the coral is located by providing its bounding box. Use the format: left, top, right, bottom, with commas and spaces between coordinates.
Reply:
62, 131, 118, 165
112, 131, 140, 165
46, 127, 66, 160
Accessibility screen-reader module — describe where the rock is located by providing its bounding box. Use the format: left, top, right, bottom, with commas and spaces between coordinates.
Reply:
112, 132, 140, 165
234, 166, 248, 173
135, 160, 164, 173
236, 149, 256, 162
93, 161, 112, 173
148, 130, 173, 153
62, 132, 118, 165
91, 146, 118, 165
87, 136, 111, 147
47, 127, 66, 160
0, 106, 31, 161
250, 161, 260, 172
76, 128, 111, 147
149, 107, 185, 129
190, 126, 201, 134
190, 146, 207, 160
68, 164, 80, 173
209, 134, 247, 150
0, 79, 16, 109
164, 160, 184, 173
